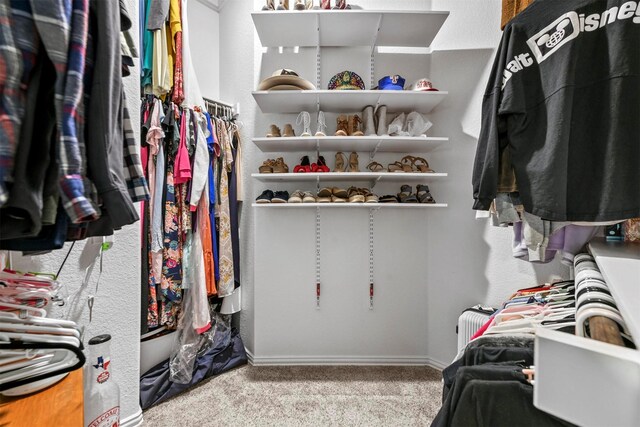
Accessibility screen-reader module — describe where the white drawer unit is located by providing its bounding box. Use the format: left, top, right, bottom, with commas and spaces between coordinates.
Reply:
534, 239, 640, 427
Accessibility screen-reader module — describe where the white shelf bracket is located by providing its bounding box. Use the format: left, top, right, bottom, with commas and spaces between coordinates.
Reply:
316, 175, 321, 193
315, 206, 321, 310
370, 14, 383, 88
315, 14, 321, 92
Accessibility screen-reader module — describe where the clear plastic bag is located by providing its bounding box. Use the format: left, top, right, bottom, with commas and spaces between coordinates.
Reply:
169, 293, 231, 384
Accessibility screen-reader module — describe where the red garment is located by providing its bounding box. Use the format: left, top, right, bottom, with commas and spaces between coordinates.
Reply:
172, 31, 184, 105
173, 111, 191, 184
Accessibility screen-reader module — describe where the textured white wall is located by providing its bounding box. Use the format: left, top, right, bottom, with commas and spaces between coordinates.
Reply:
6, 0, 143, 420
191, 0, 571, 365
189, 0, 221, 99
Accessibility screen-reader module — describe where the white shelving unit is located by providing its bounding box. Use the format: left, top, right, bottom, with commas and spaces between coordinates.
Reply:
252, 10, 449, 48
253, 90, 448, 114
253, 203, 448, 209
535, 239, 640, 427
252, 172, 447, 183
251, 8, 451, 366
253, 136, 448, 153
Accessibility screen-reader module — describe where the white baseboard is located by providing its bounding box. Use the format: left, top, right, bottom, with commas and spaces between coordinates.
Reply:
246, 349, 446, 370
121, 407, 143, 427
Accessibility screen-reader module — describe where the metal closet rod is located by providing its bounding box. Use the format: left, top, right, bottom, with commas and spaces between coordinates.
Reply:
202, 97, 236, 118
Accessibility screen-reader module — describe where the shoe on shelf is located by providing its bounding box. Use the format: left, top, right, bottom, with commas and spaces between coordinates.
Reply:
256, 190, 274, 203
294, 156, 311, 173
366, 161, 384, 172
276, 0, 289, 10
376, 105, 388, 136
302, 191, 316, 203
288, 190, 304, 203
362, 188, 379, 203
294, 0, 306, 9
332, 187, 348, 198
259, 159, 275, 173
362, 105, 376, 136
417, 184, 436, 204
318, 187, 332, 197
262, 0, 275, 10
413, 156, 434, 173
321, 0, 330, 9
379, 194, 399, 203
316, 156, 330, 172
347, 187, 365, 203
283, 123, 296, 137
348, 152, 360, 172
315, 111, 327, 136
332, 0, 350, 9
405, 112, 433, 137
388, 161, 403, 173
272, 190, 290, 203
296, 111, 312, 136
266, 124, 281, 137
400, 155, 416, 172
306, 0, 314, 9
272, 157, 289, 173
398, 185, 418, 203
335, 115, 349, 136
349, 114, 364, 136
334, 151, 347, 172
331, 195, 347, 203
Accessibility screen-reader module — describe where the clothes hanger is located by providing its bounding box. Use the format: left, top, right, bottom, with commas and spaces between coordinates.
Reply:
0, 302, 47, 317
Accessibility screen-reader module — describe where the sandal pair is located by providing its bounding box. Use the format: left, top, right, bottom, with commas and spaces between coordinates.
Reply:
388, 156, 434, 173
398, 185, 436, 203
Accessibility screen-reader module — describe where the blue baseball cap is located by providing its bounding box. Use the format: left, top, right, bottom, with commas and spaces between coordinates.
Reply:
377, 75, 406, 90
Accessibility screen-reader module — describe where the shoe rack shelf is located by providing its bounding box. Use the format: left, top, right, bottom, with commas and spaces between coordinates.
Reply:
251, 10, 449, 48
252, 202, 448, 209
253, 90, 448, 114
251, 172, 448, 183
253, 136, 449, 153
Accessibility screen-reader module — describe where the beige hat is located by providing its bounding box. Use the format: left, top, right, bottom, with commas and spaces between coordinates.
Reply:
257, 69, 316, 91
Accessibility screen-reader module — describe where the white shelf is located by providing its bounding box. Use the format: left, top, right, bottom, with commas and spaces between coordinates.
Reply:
251, 10, 449, 48
252, 136, 449, 153
589, 238, 640, 342
252, 90, 448, 114
251, 172, 447, 183
252, 203, 448, 209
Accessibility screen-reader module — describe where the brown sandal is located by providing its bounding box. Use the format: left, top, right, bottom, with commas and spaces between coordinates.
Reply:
334, 152, 347, 172
401, 155, 416, 172
366, 161, 384, 172
388, 161, 404, 173
413, 157, 434, 173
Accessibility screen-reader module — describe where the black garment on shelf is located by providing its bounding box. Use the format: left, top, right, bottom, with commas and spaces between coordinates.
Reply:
448, 380, 574, 427
229, 134, 241, 289
139, 328, 247, 410
472, 0, 640, 221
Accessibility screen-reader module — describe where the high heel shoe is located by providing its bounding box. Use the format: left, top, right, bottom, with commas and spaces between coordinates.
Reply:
296, 111, 311, 136
315, 111, 327, 136
283, 123, 295, 137
349, 152, 360, 172
294, 156, 311, 173
335, 115, 349, 136
266, 124, 281, 137
334, 152, 347, 172
316, 156, 330, 172
349, 114, 364, 136
262, 0, 275, 10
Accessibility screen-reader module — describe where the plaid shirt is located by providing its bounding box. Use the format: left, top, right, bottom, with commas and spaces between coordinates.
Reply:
9, 0, 98, 223
0, 0, 28, 207
122, 92, 150, 202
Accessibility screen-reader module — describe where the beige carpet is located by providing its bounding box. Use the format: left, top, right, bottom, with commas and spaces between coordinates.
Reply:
143, 365, 443, 426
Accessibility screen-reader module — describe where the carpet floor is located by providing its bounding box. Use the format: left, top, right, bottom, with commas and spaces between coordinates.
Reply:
143, 365, 443, 426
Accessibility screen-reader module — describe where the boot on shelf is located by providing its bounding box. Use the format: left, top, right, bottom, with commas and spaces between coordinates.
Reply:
376, 105, 388, 136
362, 105, 376, 136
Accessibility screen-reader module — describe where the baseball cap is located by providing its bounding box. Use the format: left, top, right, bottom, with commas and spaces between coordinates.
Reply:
376, 75, 406, 90
409, 78, 438, 91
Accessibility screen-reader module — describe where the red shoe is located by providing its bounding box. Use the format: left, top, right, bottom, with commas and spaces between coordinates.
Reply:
317, 156, 330, 173
294, 156, 311, 173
